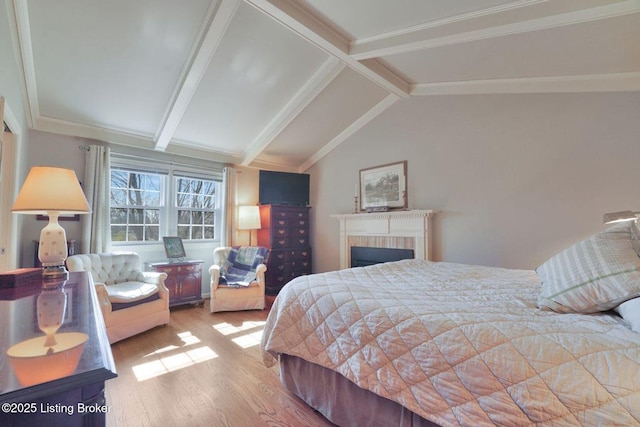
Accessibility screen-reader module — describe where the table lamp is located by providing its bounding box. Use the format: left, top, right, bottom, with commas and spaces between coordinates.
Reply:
238, 205, 261, 245
12, 166, 91, 280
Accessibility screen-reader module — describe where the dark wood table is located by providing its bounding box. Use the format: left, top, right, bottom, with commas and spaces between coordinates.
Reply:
0, 271, 117, 426
145, 259, 204, 307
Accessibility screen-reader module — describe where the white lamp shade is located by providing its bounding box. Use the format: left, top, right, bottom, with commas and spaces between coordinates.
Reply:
12, 166, 91, 214
238, 206, 261, 230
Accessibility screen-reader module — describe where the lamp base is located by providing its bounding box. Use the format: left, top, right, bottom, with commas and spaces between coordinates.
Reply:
42, 265, 69, 280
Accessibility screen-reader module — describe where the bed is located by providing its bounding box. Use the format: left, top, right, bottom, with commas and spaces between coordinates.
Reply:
261, 223, 640, 426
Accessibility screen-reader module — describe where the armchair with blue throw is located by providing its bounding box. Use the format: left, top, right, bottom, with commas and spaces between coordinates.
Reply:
209, 246, 269, 313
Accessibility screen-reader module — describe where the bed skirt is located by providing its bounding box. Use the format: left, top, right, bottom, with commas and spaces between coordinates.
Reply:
279, 354, 440, 427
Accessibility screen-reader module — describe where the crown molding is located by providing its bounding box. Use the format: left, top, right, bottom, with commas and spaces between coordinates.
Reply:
350, 0, 640, 60
411, 72, 640, 96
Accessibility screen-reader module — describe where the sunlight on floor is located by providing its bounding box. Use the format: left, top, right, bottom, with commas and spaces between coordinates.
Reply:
232, 330, 264, 348
143, 331, 202, 357
132, 332, 217, 381
212, 320, 266, 336
212, 320, 266, 348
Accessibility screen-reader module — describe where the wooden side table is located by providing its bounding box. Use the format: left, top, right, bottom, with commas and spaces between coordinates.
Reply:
145, 260, 204, 308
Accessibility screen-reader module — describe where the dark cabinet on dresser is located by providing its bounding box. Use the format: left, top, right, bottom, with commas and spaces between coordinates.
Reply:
257, 205, 312, 295
146, 260, 204, 307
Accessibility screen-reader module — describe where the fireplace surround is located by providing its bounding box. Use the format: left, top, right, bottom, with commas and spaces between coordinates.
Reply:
332, 210, 437, 270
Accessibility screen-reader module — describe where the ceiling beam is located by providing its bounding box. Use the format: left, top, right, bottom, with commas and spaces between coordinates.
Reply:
244, 0, 410, 98
411, 72, 640, 96
350, 0, 640, 60
153, 0, 241, 151
240, 57, 345, 166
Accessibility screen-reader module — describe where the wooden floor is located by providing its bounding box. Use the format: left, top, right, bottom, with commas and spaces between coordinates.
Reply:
105, 299, 335, 427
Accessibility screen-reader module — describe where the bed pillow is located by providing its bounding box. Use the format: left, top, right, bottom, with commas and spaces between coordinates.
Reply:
537, 222, 640, 313
615, 297, 640, 333
631, 221, 640, 257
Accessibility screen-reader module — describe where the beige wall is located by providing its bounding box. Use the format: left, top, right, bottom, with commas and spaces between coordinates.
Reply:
17, 130, 92, 267
308, 92, 640, 273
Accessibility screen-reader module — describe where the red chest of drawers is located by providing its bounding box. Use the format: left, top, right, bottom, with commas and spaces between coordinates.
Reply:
257, 204, 312, 295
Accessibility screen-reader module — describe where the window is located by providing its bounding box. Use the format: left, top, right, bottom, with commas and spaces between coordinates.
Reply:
110, 165, 222, 244
110, 170, 162, 242
175, 175, 217, 240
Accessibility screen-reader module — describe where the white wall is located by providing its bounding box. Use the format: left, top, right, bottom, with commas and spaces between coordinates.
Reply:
0, 0, 27, 132
308, 92, 640, 274
18, 130, 89, 267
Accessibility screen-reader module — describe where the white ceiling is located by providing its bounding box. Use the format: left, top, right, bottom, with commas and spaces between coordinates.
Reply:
8, 0, 640, 171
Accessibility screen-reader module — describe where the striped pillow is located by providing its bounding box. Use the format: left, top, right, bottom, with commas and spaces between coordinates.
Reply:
537, 223, 640, 313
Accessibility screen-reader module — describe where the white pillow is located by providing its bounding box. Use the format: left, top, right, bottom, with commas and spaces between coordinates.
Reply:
631, 221, 640, 257
537, 222, 640, 313
616, 298, 640, 333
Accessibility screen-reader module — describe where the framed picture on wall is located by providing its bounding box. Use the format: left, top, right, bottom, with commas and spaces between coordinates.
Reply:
359, 161, 407, 211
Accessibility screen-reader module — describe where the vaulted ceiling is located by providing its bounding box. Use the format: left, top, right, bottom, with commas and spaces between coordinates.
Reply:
8, 0, 640, 171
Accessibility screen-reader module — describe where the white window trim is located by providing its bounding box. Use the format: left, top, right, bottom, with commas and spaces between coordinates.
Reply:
110, 156, 224, 247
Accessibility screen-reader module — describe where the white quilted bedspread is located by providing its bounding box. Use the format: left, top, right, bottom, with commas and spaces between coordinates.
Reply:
261, 260, 640, 426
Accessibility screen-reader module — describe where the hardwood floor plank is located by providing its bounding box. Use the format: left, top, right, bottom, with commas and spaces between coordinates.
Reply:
105, 300, 334, 426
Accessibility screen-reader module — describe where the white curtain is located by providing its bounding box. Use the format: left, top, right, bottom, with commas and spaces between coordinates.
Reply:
221, 167, 237, 247
81, 145, 111, 253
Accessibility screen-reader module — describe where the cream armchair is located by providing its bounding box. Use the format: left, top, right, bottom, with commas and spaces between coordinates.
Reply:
67, 252, 170, 344
209, 246, 268, 313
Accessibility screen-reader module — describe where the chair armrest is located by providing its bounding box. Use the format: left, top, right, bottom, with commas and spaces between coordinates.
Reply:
213, 246, 231, 266
94, 282, 113, 316
146, 271, 169, 299
209, 265, 221, 291
254, 263, 267, 289
135, 271, 169, 299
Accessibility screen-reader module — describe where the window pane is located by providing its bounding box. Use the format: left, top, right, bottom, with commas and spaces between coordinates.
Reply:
144, 190, 160, 206
204, 212, 214, 225
111, 170, 128, 188
177, 226, 190, 239
127, 173, 143, 189
177, 178, 190, 193
192, 227, 203, 239
177, 194, 192, 208
145, 175, 160, 192
202, 195, 214, 209
128, 226, 144, 241
178, 210, 190, 224
130, 209, 144, 225
111, 226, 127, 241
191, 211, 203, 225
110, 188, 127, 205
111, 208, 127, 224
204, 226, 214, 239
145, 226, 159, 241
145, 209, 159, 224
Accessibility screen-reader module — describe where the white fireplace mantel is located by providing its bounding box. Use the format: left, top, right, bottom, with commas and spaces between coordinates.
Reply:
332, 210, 438, 269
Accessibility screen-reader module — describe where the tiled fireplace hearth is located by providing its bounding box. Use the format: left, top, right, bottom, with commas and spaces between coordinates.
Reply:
332, 210, 437, 270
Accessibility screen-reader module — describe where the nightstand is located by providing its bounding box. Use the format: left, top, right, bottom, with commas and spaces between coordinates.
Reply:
145, 259, 204, 308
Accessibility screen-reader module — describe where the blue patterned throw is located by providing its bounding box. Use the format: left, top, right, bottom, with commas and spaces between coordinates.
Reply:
220, 246, 269, 286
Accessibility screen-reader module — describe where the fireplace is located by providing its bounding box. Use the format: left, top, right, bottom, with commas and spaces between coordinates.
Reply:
332, 210, 437, 269
350, 246, 414, 267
